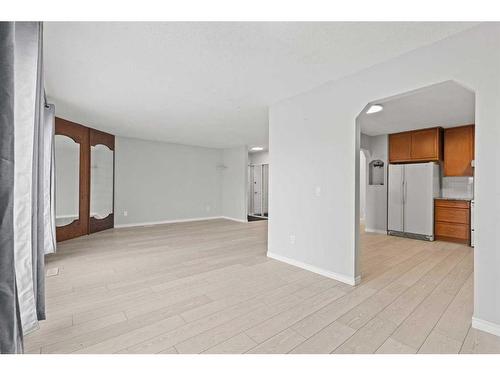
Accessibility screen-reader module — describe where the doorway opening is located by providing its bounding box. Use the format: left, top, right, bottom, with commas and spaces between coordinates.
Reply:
355, 80, 476, 281
247, 149, 269, 221
248, 164, 269, 221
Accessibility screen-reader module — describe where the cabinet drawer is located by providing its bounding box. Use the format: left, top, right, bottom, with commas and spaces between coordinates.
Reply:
435, 207, 470, 224
435, 199, 470, 209
435, 222, 469, 240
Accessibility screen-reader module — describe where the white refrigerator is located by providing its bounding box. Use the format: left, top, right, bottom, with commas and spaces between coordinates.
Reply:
388, 162, 440, 241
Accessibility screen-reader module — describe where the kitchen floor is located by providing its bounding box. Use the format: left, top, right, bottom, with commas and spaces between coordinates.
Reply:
24, 219, 500, 354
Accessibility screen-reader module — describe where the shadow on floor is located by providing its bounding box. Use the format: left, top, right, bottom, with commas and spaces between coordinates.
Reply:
247, 215, 268, 222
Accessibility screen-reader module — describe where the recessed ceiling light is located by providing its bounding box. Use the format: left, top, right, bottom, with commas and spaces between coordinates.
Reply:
366, 104, 383, 114
250, 146, 264, 151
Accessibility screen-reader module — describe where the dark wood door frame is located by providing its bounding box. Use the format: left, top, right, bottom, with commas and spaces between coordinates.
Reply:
55, 118, 90, 242
55, 118, 115, 242
89, 128, 115, 234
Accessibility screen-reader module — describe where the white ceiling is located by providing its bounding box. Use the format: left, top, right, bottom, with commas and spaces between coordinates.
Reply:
44, 22, 478, 149
359, 81, 475, 136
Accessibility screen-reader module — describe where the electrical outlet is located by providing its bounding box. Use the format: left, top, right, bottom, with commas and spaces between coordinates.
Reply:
206, 205, 211, 212
123, 210, 128, 217
315, 186, 321, 197
289, 234, 296, 245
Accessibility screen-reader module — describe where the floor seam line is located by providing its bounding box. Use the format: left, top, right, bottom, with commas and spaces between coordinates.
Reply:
415, 265, 474, 353
388, 249, 470, 350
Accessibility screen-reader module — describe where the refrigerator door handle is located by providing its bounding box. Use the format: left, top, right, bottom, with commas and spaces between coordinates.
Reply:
401, 175, 406, 232
401, 180, 405, 204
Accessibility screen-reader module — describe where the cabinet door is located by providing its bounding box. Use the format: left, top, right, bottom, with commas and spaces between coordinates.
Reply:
444, 125, 474, 176
389, 132, 412, 162
411, 128, 441, 161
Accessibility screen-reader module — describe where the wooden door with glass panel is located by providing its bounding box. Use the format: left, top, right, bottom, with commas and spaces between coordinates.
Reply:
89, 128, 115, 233
54, 118, 90, 242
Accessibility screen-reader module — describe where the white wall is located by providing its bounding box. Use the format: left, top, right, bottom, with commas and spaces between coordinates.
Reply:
249, 150, 269, 165
364, 134, 388, 233
360, 133, 371, 151
114, 137, 223, 226
269, 24, 500, 334
114, 138, 249, 227
359, 150, 366, 221
221, 146, 248, 221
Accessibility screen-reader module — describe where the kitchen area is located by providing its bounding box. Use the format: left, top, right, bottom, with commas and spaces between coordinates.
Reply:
388, 124, 474, 246
359, 80, 475, 247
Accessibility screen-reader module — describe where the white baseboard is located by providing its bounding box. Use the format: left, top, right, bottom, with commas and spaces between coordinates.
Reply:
115, 216, 224, 228
472, 316, 500, 337
267, 251, 360, 286
220, 216, 248, 223
115, 215, 250, 228
364, 228, 387, 235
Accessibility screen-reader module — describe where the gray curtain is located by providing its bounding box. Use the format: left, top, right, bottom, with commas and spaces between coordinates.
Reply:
32, 22, 49, 321
0, 21, 55, 353
0, 22, 24, 355
13, 21, 41, 337
32, 101, 57, 322
42, 104, 57, 257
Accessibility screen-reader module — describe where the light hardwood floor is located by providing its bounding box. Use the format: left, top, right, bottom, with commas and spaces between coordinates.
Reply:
25, 219, 500, 354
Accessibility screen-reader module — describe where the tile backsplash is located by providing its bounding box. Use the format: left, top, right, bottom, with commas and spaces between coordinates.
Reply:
442, 176, 474, 199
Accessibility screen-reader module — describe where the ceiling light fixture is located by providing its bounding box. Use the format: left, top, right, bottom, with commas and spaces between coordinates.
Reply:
250, 146, 264, 151
366, 104, 383, 114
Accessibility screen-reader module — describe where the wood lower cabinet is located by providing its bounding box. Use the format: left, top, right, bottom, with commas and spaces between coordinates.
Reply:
444, 124, 475, 177
389, 127, 442, 163
434, 199, 471, 245
435, 206, 469, 224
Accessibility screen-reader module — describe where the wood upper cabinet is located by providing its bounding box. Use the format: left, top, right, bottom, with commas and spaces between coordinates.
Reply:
411, 128, 442, 161
389, 127, 442, 163
443, 125, 475, 176
389, 132, 412, 162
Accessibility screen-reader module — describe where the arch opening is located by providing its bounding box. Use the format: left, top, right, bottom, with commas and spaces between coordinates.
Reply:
354, 80, 476, 282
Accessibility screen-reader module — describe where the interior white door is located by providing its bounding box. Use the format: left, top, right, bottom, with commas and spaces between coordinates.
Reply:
388, 164, 404, 232
252, 165, 262, 215
403, 163, 434, 237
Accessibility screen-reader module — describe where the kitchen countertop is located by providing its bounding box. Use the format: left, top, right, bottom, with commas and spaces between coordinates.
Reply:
435, 197, 473, 201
